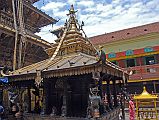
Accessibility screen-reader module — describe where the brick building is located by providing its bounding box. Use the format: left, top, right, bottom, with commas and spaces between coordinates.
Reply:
90, 22, 159, 94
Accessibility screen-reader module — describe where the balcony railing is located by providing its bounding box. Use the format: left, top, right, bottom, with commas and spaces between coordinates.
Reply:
124, 64, 159, 81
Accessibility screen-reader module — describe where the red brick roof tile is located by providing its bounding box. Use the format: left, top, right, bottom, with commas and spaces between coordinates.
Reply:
90, 22, 159, 45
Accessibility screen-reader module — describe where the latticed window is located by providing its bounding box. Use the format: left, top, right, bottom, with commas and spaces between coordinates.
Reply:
126, 49, 133, 56
144, 47, 153, 52
126, 58, 135, 67
108, 53, 116, 58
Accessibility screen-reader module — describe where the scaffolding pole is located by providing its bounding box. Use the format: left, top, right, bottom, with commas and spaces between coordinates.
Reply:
12, 0, 18, 70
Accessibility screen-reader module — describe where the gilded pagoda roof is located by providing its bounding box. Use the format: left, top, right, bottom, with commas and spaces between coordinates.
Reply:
6, 52, 127, 81
4, 5, 128, 81
134, 86, 158, 100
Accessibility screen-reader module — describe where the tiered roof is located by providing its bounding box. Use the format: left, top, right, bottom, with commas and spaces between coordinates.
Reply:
46, 5, 96, 58
23, 1, 57, 33
5, 5, 128, 81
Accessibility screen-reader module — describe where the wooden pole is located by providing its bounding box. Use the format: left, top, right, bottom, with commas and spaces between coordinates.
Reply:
12, 0, 18, 70
18, 0, 24, 68
27, 87, 31, 112
18, 37, 22, 68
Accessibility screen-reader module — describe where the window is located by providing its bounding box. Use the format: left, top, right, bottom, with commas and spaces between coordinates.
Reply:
126, 59, 135, 67
126, 50, 134, 56
145, 56, 155, 65
144, 47, 153, 53
108, 53, 116, 58
145, 56, 156, 73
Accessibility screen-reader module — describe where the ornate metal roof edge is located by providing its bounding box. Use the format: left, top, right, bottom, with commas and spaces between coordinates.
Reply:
6, 63, 128, 82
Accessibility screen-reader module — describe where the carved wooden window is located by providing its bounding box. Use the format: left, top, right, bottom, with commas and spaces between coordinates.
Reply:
144, 47, 153, 53
126, 49, 133, 56
108, 53, 116, 58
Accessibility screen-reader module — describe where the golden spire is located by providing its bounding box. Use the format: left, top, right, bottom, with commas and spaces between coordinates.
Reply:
46, 5, 96, 57
67, 5, 78, 32
67, 5, 77, 16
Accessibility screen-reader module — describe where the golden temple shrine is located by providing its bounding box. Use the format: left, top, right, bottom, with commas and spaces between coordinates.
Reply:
134, 86, 158, 120
1, 5, 128, 120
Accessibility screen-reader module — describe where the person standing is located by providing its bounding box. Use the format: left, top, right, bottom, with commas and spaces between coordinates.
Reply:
129, 97, 135, 120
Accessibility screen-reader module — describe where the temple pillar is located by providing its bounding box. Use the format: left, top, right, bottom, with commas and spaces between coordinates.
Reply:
112, 78, 118, 107
43, 78, 51, 114
106, 79, 112, 109
98, 73, 103, 99
62, 78, 67, 116
27, 87, 31, 112
81, 74, 90, 117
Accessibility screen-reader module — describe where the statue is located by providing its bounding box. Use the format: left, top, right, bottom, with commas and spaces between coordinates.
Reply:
50, 106, 56, 117
61, 105, 66, 117
88, 87, 102, 119
96, 46, 106, 64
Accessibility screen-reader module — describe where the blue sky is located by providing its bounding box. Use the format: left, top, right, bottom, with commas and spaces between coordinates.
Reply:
34, 0, 159, 43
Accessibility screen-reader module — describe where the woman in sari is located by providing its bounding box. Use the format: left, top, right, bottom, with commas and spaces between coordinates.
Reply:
129, 97, 135, 120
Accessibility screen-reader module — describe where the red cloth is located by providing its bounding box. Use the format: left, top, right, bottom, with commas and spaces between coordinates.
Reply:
129, 100, 135, 120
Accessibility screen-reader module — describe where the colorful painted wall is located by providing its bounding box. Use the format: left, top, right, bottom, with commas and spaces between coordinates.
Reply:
102, 33, 159, 54
95, 33, 159, 83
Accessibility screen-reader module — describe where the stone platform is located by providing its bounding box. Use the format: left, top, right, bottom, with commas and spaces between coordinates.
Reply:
20, 108, 120, 120
5, 108, 120, 120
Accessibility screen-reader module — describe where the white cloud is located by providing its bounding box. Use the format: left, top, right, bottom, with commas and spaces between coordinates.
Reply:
41, 2, 66, 11
55, 10, 68, 18
77, 0, 94, 7
36, 0, 159, 42
68, 0, 76, 5
36, 24, 62, 43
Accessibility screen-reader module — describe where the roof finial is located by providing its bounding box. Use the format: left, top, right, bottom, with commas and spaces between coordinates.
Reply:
143, 86, 146, 91
67, 5, 77, 16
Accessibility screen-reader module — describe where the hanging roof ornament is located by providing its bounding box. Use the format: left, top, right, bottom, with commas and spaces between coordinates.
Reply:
35, 70, 43, 87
